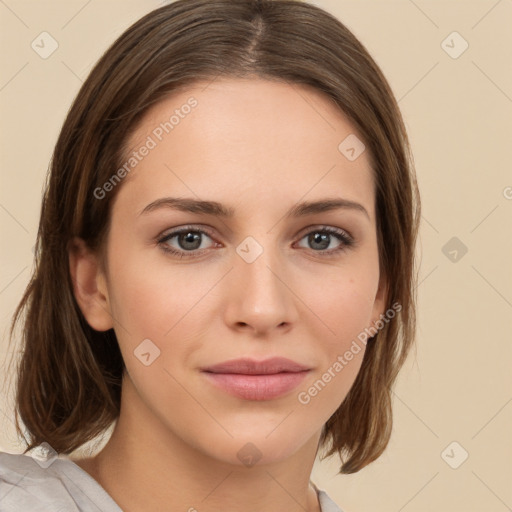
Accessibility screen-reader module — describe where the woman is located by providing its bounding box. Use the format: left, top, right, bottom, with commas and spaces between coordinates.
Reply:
0, 1, 420, 511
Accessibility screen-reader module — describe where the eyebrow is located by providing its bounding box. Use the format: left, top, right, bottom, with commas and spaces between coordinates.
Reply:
138, 196, 370, 220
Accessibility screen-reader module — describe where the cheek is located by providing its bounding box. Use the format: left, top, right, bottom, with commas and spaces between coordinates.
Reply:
293, 259, 378, 390
297, 259, 379, 341
308, 280, 374, 364
293, 277, 376, 411
104, 246, 218, 383
331, 278, 376, 337
106, 246, 207, 334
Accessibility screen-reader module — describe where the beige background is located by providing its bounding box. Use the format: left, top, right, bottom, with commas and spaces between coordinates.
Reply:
1, 0, 511, 511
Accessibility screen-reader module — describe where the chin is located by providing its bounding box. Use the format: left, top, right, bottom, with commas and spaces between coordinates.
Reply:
199, 427, 316, 468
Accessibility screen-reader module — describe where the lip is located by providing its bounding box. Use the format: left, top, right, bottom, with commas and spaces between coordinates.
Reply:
202, 371, 310, 400
200, 357, 310, 375
200, 357, 311, 401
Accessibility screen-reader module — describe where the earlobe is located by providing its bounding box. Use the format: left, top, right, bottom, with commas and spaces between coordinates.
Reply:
68, 236, 113, 332
371, 273, 389, 327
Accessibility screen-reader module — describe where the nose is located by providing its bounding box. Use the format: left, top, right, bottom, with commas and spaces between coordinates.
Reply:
223, 239, 299, 335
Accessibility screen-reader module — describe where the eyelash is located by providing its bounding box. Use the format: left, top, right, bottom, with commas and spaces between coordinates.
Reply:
156, 225, 355, 259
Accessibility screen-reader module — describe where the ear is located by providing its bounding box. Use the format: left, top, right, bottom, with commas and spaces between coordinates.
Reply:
68, 236, 113, 332
370, 272, 389, 327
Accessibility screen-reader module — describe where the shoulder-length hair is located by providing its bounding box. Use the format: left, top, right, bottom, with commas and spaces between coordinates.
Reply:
7, 0, 420, 474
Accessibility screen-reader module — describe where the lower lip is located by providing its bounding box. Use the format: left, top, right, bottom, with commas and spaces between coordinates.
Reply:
201, 371, 310, 401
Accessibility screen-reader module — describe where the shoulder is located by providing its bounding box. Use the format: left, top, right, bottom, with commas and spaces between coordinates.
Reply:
0, 450, 75, 511
0, 450, 121, 512
312, 481, 346, 512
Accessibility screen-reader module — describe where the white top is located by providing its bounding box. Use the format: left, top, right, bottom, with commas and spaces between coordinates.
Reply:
0, 451, 344, 512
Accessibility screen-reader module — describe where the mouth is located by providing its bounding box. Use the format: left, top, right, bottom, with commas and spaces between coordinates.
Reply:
200, 357, 312, 400
201, 370, 311, 401
200, 356, 311, 375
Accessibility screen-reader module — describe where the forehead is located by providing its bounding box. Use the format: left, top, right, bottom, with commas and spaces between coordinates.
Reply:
114, 77, 375, 221
126, 77, 366, 152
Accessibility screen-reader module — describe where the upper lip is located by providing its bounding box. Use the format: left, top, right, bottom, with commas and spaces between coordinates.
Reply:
201, 357, 310, 375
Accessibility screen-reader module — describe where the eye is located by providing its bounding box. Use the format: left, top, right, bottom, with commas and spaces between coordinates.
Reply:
295, 226, 354, 256
156, 225, 355, 259
157, 226, 217, 259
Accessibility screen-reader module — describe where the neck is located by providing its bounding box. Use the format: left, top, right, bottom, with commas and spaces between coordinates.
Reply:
75, 373, 323, 512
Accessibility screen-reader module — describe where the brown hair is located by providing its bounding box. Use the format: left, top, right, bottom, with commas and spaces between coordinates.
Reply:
6, 0, 420, 474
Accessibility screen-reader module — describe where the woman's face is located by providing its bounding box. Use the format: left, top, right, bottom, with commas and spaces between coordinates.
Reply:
84, 77, 386, 466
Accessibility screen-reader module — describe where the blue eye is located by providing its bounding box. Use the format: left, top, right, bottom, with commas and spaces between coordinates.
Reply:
296, 227, 354, 254
157, 225, 354, 259
157, 227, 217, 258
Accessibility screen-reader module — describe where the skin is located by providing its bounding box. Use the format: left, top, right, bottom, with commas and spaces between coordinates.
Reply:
68, 77, 387, 512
